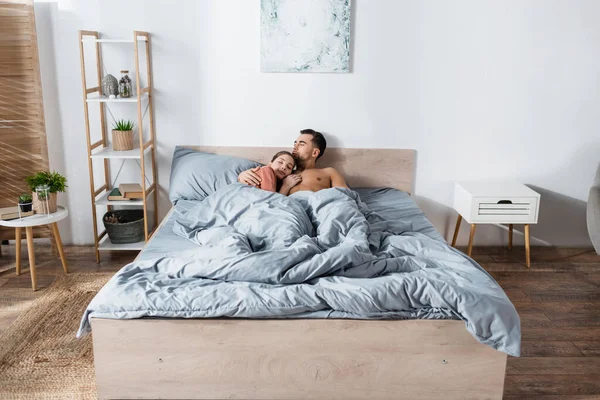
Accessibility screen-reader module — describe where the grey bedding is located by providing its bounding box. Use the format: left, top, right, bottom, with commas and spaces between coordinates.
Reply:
78, 185, 520, 356
137, 187, 443, 261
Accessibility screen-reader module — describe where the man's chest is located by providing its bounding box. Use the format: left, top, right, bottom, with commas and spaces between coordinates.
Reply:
296, 170, 331, 185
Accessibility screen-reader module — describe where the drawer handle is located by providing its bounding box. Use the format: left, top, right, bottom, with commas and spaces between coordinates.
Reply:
497, 200, 513, 204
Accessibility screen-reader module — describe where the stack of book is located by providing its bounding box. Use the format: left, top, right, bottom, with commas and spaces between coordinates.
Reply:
0, 206, 34, 221
107, 183, 144, 201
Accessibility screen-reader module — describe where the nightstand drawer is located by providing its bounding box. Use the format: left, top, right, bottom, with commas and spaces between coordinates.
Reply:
471, 197, 539, 223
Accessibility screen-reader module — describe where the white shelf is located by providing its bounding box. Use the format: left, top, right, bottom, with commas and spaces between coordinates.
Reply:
86, 94, 146, 103
91, 145, 151, 159
82, 38, 147, 43
96, 191, 144, 206
98, 235, 145, 251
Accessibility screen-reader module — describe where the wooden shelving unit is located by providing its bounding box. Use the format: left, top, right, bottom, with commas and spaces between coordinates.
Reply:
78, 30, 158, 262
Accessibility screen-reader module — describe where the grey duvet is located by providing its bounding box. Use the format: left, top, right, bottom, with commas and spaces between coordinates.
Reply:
78, 184, 520, 356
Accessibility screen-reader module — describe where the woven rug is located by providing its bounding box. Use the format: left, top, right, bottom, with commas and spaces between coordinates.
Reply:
0, 272, 113, 399
0, 282, 43, 337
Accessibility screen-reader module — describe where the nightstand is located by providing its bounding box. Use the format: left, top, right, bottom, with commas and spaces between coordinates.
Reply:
0, 206, 69, 290
451, 182, 540, 267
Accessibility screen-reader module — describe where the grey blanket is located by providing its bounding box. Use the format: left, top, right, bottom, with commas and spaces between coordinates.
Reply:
78, 184, 520, 356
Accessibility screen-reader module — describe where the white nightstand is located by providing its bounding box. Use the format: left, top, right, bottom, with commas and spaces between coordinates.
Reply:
0, 206, 69, 291
451, 182, 540, 267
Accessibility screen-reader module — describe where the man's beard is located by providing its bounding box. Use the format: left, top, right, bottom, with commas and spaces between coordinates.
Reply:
293, 154, 307, 170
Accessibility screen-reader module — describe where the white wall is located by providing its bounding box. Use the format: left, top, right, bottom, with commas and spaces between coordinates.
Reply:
34, 0, 600, 247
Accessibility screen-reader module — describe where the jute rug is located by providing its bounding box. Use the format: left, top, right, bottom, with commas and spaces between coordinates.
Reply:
0, 272, 114, 399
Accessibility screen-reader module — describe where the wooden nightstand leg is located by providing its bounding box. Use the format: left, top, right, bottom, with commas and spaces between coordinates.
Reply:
49, 231, 58, 255
50, 222, 68, 273
467, 224, 476, 257
15, 227, 21, 276
25, 226, 37, 291
524, 224, 531, 268
451, 215, 462, 247
508, 224, 513, 250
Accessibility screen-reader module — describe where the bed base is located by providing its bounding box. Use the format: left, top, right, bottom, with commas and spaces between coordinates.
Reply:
91, 318, 506, 399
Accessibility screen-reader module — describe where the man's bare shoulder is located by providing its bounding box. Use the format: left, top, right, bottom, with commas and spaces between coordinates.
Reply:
323, 167, 348, 187
323, 167, 346, 178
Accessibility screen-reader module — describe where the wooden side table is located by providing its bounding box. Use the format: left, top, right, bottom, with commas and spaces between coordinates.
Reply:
0, 206, 69, 290
451, 182, 540, 268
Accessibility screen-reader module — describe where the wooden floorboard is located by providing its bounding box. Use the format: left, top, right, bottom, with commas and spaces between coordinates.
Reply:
515, 301, 600, 313
503, 397, 600, 400
522, 327, 600, 341
545, 311, 600, 327
504, 375, 600, 396
518, 310, 555, 328
0, 244, 599, 399
520, 341, 584, 357
573, 342, 600, 357
507, 358, 600, 375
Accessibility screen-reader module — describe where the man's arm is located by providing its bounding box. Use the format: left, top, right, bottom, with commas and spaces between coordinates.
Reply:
238, 167, 262, 186
327, 167, 348, 188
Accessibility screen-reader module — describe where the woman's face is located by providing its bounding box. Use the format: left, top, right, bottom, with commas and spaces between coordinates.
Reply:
270, 154, 295, 179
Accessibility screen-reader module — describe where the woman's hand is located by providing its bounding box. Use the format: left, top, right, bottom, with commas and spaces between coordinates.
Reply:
279, 174, 302, 195
238, 167, 261, 186
282, 174, 302, 188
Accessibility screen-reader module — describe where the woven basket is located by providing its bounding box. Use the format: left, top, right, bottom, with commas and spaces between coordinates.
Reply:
32, 191, 57, 214
112, 130, 133, 151
102, 210, 145, 244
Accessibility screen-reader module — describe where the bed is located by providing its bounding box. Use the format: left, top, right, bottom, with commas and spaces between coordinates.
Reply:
83, 146, 518, 400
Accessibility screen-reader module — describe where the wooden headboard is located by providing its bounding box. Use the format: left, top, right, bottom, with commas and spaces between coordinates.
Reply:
186, 146, 416, 193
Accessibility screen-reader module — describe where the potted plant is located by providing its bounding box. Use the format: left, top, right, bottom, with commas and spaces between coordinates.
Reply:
112, 119, 135, 151
18, 193, 32, 213
25, 171, 67, 214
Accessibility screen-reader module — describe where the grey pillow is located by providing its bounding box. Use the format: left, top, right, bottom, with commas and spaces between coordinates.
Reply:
169, 146, 261, 204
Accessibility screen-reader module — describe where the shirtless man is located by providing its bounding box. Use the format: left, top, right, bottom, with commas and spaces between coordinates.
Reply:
238, 129, 348, 194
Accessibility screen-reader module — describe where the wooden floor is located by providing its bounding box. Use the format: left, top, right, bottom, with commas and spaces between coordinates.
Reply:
1, 244, 599, 399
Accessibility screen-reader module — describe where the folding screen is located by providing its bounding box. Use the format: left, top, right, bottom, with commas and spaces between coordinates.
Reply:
0, 0, 50, 243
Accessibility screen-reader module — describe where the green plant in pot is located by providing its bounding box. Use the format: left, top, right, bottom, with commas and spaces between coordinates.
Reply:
112, 119, 135, 151
18, 193, 32, 213
25, 171, 67, 214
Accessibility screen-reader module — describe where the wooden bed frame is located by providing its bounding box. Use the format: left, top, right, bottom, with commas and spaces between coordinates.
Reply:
91, 146, 507, 399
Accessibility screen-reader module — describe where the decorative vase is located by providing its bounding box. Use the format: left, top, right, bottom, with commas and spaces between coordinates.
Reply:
119, 70, 133, 98
32, 191, 57, 214
112, 130, 133, 151
101, 74, 119, 97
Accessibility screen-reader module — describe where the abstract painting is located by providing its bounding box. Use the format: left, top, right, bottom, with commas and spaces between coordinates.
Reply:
261, 0, 351, 73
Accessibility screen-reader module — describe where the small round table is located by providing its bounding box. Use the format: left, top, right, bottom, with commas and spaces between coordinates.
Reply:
0, 206, 69, 291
